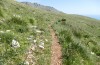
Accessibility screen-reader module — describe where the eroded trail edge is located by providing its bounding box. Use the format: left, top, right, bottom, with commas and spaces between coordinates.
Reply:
50, 26, 62, 65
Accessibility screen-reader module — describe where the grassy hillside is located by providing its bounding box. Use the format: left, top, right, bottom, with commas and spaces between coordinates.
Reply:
52, 15, 100, 65
0, 0, 100, 65
0, 0, 56, 65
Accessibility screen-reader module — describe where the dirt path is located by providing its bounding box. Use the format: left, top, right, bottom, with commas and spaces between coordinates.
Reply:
25, 23, 62, 65
50, 26, 62, 65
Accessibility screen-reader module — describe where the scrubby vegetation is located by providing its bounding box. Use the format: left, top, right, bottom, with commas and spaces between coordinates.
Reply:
0, 0, 53, 65
0, 0, 100, 65
52, 17, 100, 65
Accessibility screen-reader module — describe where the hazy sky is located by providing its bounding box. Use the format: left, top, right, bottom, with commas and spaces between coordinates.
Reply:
17, 0, 99, 15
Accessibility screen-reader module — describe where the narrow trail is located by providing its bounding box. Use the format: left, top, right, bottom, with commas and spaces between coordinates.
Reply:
50, 25, 62, 65
25, 22, 62, 65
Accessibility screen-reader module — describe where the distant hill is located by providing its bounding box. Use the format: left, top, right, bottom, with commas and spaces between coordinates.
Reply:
21, 2, 61, 13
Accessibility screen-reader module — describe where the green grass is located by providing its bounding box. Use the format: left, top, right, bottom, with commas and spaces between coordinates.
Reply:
52, 17, 100, 65
0, 0, 100, 65
0, 0, 52, 65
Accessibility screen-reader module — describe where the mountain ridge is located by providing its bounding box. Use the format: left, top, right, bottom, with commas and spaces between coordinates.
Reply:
21, 2, 61, 13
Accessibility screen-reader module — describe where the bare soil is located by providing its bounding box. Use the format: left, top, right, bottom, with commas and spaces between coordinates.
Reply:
50, 26, 62, 65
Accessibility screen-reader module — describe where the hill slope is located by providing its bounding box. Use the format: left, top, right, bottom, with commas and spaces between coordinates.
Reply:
0, 0, 100, 65
52, 15, 100, 65
0, 0, 52, 65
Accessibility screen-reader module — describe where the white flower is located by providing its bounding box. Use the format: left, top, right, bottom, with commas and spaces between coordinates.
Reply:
24, 61, 29, 65
13, 14, 20, 18
33, 40, 37, 43
45, 39, 48, 42
27, 38, 32, 40
6, 30, 11, 32
91, 52, 95, 55
12, 39, 20, 48
0, 31, 4, 33
33, 26, 37, 28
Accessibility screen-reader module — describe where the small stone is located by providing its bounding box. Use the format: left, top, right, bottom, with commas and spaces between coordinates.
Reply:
36, 30, 42, 33
39, 45, 44, 49
31, 47, 35, 51
32, 62, 35, 65
28, 51, 32, 54
24, 61, 29, 65
11, 39, 20, 48
27, 54, 33, 59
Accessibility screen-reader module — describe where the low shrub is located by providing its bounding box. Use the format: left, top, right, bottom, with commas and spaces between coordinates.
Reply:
59, 30, 72, 43
15, 25, 29, 33
29, 18, 36, 25
0, 32, 14, 44
7, 17, 27, 26
5, 17, 29, 33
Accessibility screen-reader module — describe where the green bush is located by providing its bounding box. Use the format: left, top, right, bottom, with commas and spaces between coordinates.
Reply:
59, 30, 72, 43
5, 17, 29, 33
15, 25, 29, 33
0, 32, 14, 44
29, 18, 36, 25
72, 28, 82, 38
7, 17, 27, 26
92, 46, 100, 56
